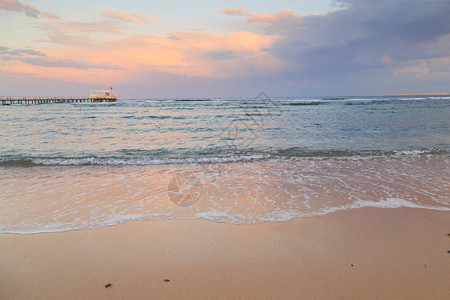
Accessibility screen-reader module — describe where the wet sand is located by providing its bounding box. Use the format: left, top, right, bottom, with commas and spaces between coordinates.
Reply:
1, 207, 449, 299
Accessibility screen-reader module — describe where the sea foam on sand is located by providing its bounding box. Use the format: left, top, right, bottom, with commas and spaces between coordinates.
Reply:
0, 155, 448, 234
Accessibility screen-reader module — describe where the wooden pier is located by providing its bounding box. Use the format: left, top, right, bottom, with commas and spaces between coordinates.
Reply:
0, 96, 117, 105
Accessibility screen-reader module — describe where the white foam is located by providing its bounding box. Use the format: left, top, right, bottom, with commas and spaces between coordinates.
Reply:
394, 150, 433, 156
2, 156, 449, 234
3, 199, 449, 234
195, 209, 229, 220
352, 197, 450, 210
32, 154, 270, 166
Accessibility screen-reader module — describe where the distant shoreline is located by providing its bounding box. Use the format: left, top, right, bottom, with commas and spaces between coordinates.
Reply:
351, 92, 450, 97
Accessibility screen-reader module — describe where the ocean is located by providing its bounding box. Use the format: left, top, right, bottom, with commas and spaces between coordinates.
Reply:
1, 95, 449, 233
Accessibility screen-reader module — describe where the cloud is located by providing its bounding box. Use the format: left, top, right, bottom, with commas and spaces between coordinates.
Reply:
236, 0, 450, 94
0, 46, 114, 70
0, 46, 47, 57
28, 7, 157, 46
0, 0, 40, 17
247, 9, 298, 24
215, 7, 300, 25
3, 0, 449, 97
204, 49, 240, 60
1, 7, 279, 87
380, 55, 394, 66
215, 8, 252, 17
42, 12, 60, 19
100, 8, 156, 24
0, 28, 280, 88
100, 30, 280, 78
394, 61, 430, 78
21, 57, 112, 69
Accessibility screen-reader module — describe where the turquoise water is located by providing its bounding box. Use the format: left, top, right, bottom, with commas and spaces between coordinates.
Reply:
1, 95, 449, 165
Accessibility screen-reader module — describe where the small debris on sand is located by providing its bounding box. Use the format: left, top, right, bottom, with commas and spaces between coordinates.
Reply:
105, 283, 112, 288
351, 264, 354, 267
163, 279, 170, 282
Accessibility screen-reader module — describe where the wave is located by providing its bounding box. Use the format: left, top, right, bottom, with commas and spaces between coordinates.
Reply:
1, 151, 448, 234
282, 102, 329, 106
280, 98, 429, 106
0, 154, 270, 167
121, 115, 184, 120
194, 198, 450, 225
3, 197, 449, 234
344, 100, 392, 105
275, 147, 446, 158
0, 148, 446, 167
174, 98, 212, 102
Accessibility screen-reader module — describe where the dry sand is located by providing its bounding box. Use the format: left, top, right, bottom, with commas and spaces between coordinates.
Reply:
1, 207, 449, 299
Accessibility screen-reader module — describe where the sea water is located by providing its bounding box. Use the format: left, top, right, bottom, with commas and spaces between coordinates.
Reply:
0, 95, 449, 233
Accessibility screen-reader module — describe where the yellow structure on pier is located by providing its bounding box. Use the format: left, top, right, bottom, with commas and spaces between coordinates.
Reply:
90, 89, 117, 99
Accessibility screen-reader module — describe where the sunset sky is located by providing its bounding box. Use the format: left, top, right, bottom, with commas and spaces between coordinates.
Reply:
1, 0, 449, 98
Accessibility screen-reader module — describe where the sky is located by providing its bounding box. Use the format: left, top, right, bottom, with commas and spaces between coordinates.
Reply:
0, 0, 449, 98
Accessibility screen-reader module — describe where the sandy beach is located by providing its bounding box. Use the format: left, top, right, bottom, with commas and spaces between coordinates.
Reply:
1, 207, 449, 299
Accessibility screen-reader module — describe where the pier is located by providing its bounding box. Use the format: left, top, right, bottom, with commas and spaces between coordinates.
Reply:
1, 96, 117, 105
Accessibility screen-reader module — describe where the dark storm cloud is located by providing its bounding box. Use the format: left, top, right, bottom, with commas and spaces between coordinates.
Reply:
258, 0, 450, 81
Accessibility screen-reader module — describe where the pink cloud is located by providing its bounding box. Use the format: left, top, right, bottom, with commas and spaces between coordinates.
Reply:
42, 12, 60, 19
100, 8, 157, 24
0, 28, 282, 85
215, 7, 252, 17
248, 9, 299, 23
28, 7, 158, 46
